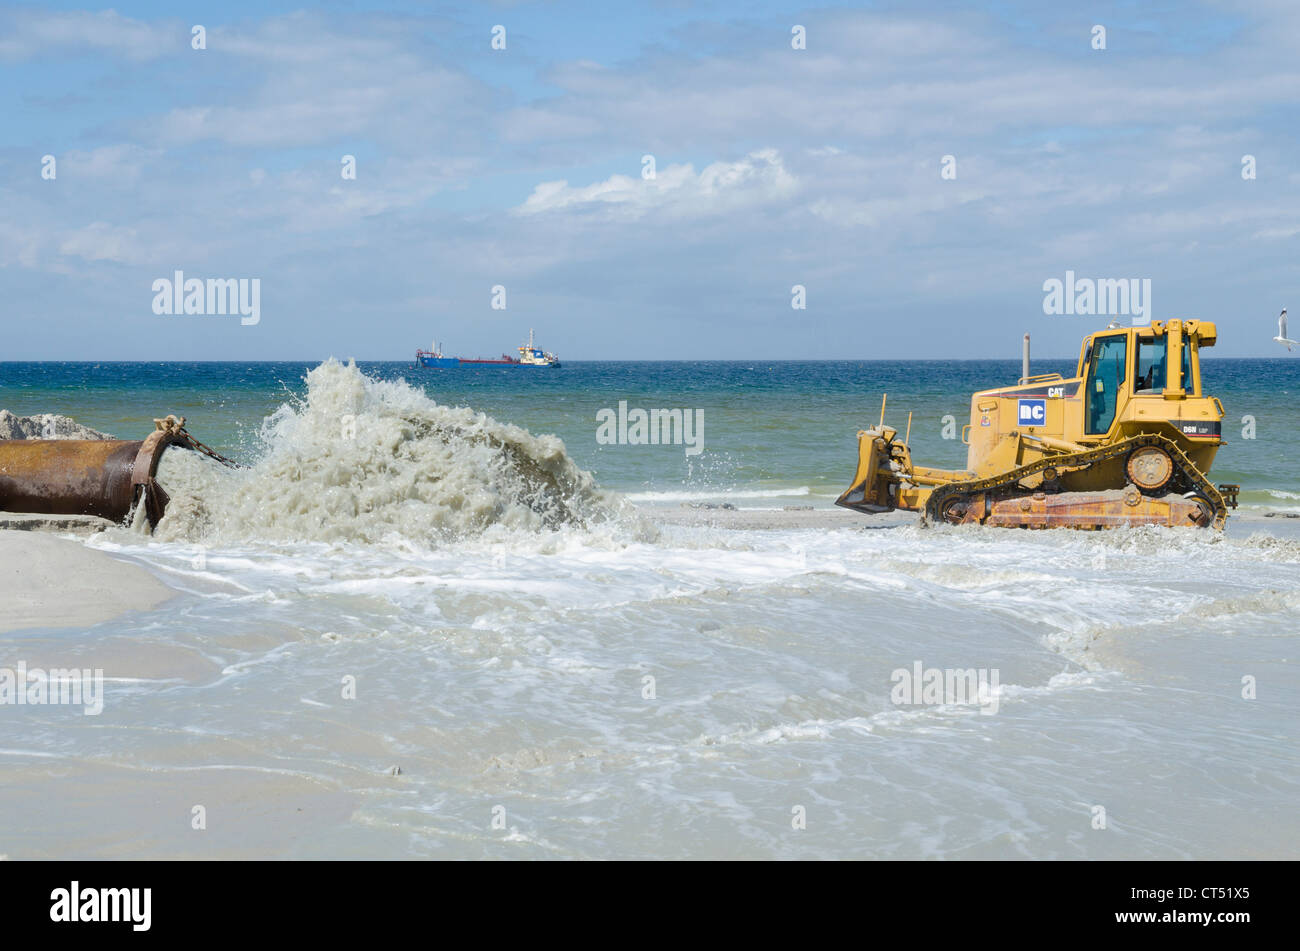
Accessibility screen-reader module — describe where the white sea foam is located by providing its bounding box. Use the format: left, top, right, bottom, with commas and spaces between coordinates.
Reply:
152, 359, 620, 545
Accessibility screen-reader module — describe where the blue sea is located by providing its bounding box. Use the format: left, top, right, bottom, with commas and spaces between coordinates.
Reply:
2, 358, 1296, 509
1, 358, 1297, 859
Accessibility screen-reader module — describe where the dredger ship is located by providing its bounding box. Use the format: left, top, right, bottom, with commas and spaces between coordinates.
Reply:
836, 319, 1239, 529
416, 328, 560, 368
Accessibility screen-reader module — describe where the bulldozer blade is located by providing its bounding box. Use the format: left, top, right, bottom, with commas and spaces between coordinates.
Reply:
835, 430, 896, 513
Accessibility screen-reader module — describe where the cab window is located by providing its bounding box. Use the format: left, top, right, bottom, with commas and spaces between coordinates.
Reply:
1086, 336, 1128, 434
1134, 336, 1167, 392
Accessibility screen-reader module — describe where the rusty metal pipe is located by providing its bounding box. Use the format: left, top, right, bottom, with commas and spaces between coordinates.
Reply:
0, 418, 188, 529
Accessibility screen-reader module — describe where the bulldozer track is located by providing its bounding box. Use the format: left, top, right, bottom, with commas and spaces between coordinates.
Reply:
922, 433, 1227, 529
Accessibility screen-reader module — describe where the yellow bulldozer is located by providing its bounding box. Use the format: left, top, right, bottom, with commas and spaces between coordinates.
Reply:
836, 319, 1239, 529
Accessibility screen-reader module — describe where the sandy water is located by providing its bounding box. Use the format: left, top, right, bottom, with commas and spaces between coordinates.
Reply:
1, 361, 1297, 858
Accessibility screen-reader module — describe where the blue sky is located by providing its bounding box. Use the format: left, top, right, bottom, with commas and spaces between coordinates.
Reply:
1, 0, 1298, 360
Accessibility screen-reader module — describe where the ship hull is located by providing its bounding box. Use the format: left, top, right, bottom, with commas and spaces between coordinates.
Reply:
417, 357, 560, 368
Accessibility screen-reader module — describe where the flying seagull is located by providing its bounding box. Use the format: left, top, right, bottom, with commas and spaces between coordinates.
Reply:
1275, 308, 1298, 351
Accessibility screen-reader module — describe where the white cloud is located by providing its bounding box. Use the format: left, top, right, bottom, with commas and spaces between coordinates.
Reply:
59, 145, 160, 184
58, 223, 145, 265
0, 10, 174, 62
515, 149, 797, 218
144, 16, 489, 152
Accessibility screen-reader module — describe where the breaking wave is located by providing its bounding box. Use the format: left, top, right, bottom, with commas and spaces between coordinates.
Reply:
152, 360, 618, 544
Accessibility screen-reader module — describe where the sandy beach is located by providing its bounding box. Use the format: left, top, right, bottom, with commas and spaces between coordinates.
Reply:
0, 531, 174, 635
2, 492, 1299, 859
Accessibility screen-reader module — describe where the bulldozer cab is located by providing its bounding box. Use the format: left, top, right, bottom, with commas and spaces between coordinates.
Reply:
1077, 319, 1212, 442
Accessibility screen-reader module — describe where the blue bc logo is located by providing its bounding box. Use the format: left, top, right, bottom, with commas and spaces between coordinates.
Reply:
1018, 399, 1046, 425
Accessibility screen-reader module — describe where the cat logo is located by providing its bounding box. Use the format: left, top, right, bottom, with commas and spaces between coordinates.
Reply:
1047, 386, 1064, 398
